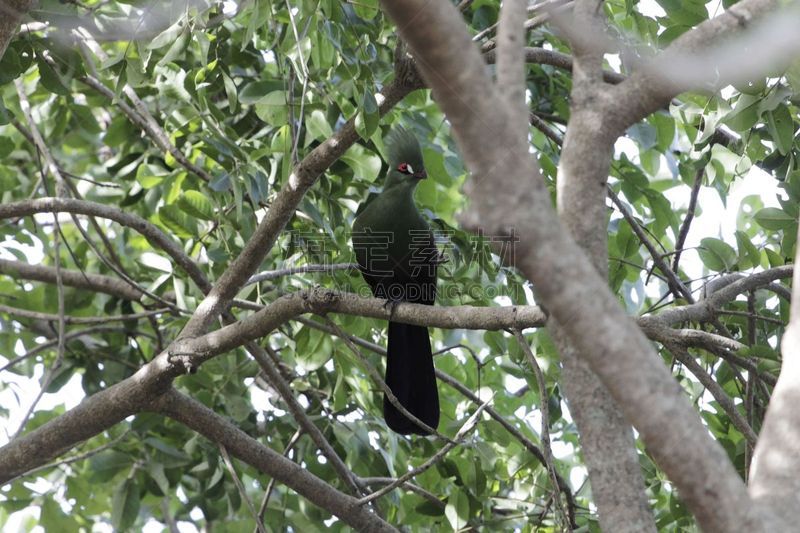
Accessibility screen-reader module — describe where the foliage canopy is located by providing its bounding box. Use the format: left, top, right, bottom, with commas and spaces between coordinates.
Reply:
1, 0, 799, 530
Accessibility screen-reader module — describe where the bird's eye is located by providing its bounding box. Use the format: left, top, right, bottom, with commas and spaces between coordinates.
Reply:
397, 162, 413, 174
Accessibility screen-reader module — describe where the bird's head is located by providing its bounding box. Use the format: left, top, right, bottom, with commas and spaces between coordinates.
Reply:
384, 127, 427, 190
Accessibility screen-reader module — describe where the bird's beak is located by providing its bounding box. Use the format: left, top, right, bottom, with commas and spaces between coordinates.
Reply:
414, 169, 427, 180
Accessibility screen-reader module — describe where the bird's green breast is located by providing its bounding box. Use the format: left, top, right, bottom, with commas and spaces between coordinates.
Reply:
352, 187, 431, 275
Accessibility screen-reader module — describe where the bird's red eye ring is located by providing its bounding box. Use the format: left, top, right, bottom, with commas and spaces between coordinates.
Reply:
397, 162, 410, 174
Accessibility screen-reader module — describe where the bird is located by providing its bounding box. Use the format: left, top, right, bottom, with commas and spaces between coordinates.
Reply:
351, 127, 440, 435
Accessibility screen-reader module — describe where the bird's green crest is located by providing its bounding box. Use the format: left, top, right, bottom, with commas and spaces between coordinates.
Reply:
386, 127, 424, 172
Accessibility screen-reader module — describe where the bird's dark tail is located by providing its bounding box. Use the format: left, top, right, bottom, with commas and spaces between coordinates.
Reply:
383, 321, 440, 435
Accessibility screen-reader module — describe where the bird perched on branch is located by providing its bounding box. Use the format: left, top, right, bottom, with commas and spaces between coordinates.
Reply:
352, 127, 439, 435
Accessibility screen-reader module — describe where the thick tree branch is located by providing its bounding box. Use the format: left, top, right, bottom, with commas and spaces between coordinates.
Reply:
546, 1, 657, 529
749, 234, 800, 517
169, 289, 546, 366
149, 389, 396, 532
606, 0, 785, 133
0, 0, 34, 59
0, 286, 545, 483
495, 0, 527, 138
0, 362, 175, 482
484, 47, 626, 84
379, 0, 769, 529
641, 266, 793, 328
0, 198, 211, 293
0, 259, 145, 301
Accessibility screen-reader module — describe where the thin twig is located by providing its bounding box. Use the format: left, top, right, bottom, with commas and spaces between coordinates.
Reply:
161, 498, 180, 533
529, 112, 564, 146
256, 429, 303, 529
673, 167, 704, 273
359, 477, 445, 510
321, 316, 455, 442
0, 325, 126, 374
9, 218, 68, 438
219, 444, 267, 533
285, 0, 311, 165
244, 340, 365, 496
744, 291, 757, 480
246, 263, 357, 286
512, 328, 570, 529
717, 309, 784, 325
667, 343, 758, 445
0, 304, 168, 325
607, 187, 694, 302
356, 395, 492, 506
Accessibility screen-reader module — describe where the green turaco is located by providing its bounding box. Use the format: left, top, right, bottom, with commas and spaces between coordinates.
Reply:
352, 127, 439, 435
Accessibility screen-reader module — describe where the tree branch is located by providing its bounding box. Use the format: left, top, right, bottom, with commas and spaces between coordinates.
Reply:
0, 198, 211, 293
606, 0, 786, 133
379, 0, 767, 529
749, 231, 800, 518
666, 342, 758, 445
0, 0, 34, 59
495, 0, 528, 138
149, 389, 397, 532
181, 76, 417, 338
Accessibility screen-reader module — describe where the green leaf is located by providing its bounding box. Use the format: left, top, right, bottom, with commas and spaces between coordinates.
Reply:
222, 72, 238, 113
735, 230, 761, 269
226, 395, 252, 422
765, 248, 785, 267
652, 112, 675, 152
40, 499, 80, 533
89, 450, 132, 482
698, 237, 737, 272
148, 20, 184, 50
355, 89, 379, 140
615, 221, 639, 258
255, 91, 288, 126
415, 499, 446, 516
655, 0, 708, 26
627, 122, 657, 150
787, 58, 800, 96
707, 144, 750, 183
352, 0, 379, 19
144, 437, 191, 460
754, 207, 796, 230
71, 105, 101, 134
445, 491, 470, 530
0, 45, 24, 85
37, 57, 69, 95
723, 93, 761, 133
111, 479, 140, 531
147, 462, 171, 495
0, 136, 14, 158
341, 144, 382, 181
305, 109, 333, 145
136, 163, 169, 189
766, 105, 795, 155
158, 204, 197, 238
177, 190, 215, 220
